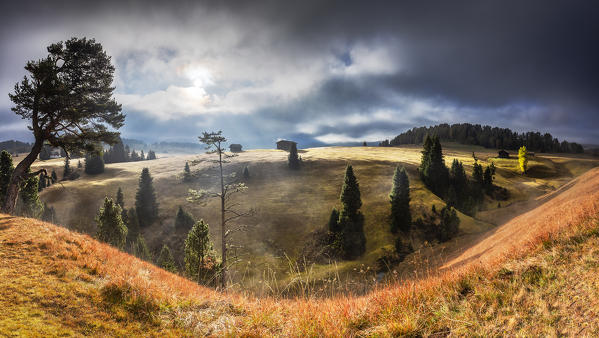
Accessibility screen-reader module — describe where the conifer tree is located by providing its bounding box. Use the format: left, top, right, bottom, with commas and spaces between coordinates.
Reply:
185, 220, 218, 285
288, 143, 300, 169
419, 134, 433, 176
51, 170, 57, 183
390, 166, 411, 233
483, 162, 496, 191
2, 38, 124, 214
175, 206, 195, 230
17, 174, 43, 218
327, 208, 340, 233
130, 149, 140, 161
438, 206, 460, 242
96, 197, 127, 249
518, 146, 529, 173
243, 166, 250, 180
126, 208, 140, 246
77, 160, 82, 168
38, 173, 46, 192
158, 244, 177, 273
147, 150, 156, 160
63, 157, 71, 179
419, 135, 449, 197
337, 164, 366, 259
0, 151, 14, 206
135, 168, 158, 228
132, 234, 151, 261
116, 187, 125, 210
140, 150, 145, 161
183, 162, 192, 182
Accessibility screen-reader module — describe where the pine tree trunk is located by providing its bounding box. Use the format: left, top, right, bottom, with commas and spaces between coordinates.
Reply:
2, 139, 43, 214
219, 144, 227, 289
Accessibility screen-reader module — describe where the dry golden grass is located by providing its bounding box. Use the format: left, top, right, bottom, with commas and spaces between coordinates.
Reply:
2, 166, 599, 336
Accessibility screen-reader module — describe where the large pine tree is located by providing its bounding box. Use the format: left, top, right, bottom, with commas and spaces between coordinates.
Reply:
390, 166, 411, 233
96, 197, 127, 249
135, 168, 158, 228
337, 164, 366, 259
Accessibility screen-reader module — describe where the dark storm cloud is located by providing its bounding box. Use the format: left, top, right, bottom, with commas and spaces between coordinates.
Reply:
1, 0, 598, 145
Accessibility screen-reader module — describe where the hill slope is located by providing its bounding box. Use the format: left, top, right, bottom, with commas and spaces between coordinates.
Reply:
2, 167, 599, 335
31, 145, 598, 291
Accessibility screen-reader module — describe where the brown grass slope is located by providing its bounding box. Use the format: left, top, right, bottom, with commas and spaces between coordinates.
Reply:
2, 167, 599, 336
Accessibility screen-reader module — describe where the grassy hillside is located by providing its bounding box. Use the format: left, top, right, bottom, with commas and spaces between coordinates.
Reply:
2, 167, 599, 335
30, 145, 599, 292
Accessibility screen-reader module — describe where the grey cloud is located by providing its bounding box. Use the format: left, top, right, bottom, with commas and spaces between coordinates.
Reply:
1, 0, 598, 146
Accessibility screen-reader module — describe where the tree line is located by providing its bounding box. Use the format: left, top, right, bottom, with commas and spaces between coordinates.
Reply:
380, 123, 584, 154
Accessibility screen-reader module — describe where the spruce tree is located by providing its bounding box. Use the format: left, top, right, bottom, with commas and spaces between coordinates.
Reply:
243, 166, 250, 180
140, 150, 145, 161
132, 234, 151, 261
96, 197, 127, 249
183, 162, 192, 182
426, 136, 449, 196
438, 206, 460, 242
337, 164, 366, 259
0, 151, 14, 207
38, 173, 46, 192
63, 157, 71, 179
51, 170, 57, 183
390, 166, 411, 233
77, 160, 82, 168
147, 150, 156, 160
116, 187, 125, 210
184, 220, 218, 285
135, 168, 158, 228
288, 143, 300, 170
327, 208, 340, 233
419, 134, 433, 177
175, 206, 195, 230
126, 208, 140, 246
158, 244, 177, 273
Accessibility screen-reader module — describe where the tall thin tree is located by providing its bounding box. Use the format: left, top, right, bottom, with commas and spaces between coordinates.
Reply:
188, 131, 253, 289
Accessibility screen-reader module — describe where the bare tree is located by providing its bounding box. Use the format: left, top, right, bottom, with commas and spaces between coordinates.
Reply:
187, 131, 253, 289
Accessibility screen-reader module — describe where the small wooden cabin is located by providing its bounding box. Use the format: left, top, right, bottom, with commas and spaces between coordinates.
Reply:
498, 150, 509, 158
276, 140, 297, 151
229, 144, 242, 152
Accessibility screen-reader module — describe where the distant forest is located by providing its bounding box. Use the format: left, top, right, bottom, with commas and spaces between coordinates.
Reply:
380, 123, 584, 154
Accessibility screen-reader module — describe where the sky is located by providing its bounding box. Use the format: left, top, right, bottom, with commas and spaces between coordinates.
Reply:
1, 1, 598, 148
